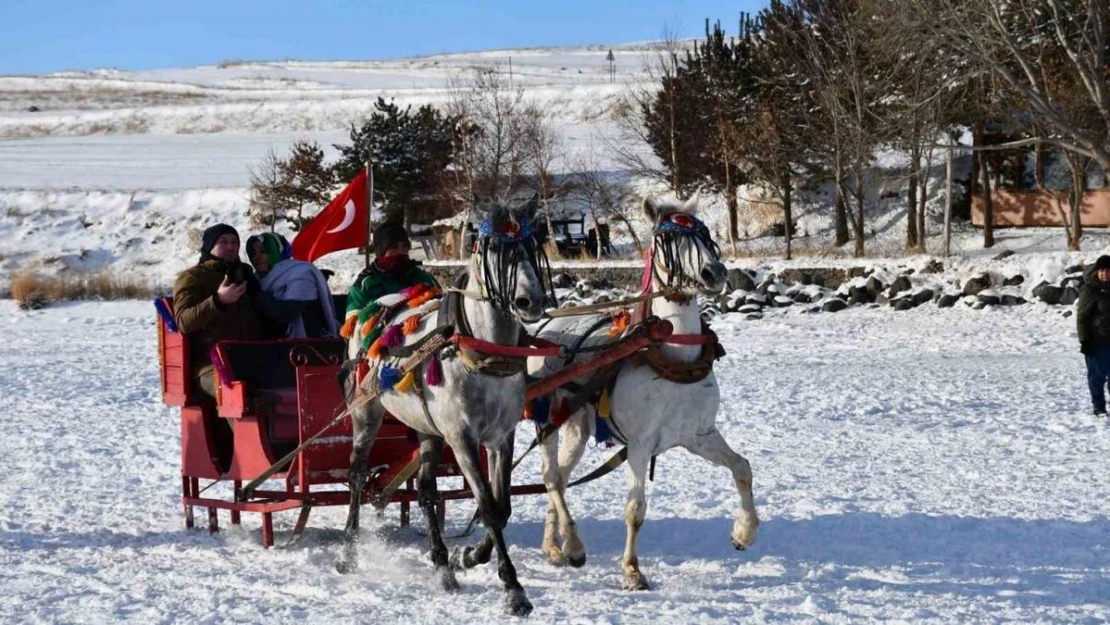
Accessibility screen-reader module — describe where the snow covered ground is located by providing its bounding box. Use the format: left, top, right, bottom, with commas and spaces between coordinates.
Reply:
1, 299, 1107, 624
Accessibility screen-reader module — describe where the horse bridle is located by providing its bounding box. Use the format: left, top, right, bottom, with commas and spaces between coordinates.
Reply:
650, 212, 722, 295
470, 214, 555, 313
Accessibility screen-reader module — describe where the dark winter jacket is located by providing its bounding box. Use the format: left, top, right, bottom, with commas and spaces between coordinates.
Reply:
344, 259, 439, 321
1076, 268, 1110, 346
173, 259, 267, 370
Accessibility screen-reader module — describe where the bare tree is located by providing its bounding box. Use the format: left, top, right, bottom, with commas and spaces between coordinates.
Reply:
569, 146, 643, 256
919, 0, 1110, 174
520, 103, 568, 247
248, 149, 292, 232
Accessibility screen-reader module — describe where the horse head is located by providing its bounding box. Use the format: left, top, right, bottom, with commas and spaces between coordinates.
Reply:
643, 194, 726, 296
472, 195, 551, 323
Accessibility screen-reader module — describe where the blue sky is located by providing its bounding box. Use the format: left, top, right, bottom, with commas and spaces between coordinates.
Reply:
0, 0, 768, 74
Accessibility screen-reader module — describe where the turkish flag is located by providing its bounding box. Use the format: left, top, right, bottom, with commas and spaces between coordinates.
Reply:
291, 169, 368, 262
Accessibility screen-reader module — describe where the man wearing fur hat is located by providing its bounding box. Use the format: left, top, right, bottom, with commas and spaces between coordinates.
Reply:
1076, 254, 1110, 416
173, 224, 266, 407
341, 221, 439, 336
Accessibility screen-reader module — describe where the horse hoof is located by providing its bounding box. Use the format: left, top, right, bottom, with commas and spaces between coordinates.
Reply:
621, 574, 651, 591
335, 558, 357, 575
565, 554, 587, 568
731, 538, 747, 551
504, 588, 533, 617
435, 566, 460, 592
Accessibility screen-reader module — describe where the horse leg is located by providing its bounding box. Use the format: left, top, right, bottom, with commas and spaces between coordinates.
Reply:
540, 409, 589, 567
621, 443, 652, 591
448, 432, 532, 617
335, 395, 385, 574
682, 428, 759, 550
450, 428, 517, 570
416, 433, 459, 591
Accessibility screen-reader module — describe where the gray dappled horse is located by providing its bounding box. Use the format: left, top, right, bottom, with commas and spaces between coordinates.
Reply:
338, 200, 549, 617
527, 195, 759, 590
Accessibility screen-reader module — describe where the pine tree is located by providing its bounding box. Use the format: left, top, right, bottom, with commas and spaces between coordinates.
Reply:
332, 97, 465, 223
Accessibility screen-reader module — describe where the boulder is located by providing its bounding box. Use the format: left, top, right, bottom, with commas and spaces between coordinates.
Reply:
921, 259, 944, 274
822, 298, 849, 313
962, 273, 992, 297
912, 288, 936, 306
792, 291, 813, 304
1003, 274, 1025, 287
746, 292, 767, 306
727, 269, 756, 292
848, 285, 873, 305
977, 289, 1000, 306
1032, 282, 1062, 305
745, 313, 764, 321
552, 272, 577, 289
866, 276, 886, 299
992, 249, 1015, 261
772, 295, 794, 308
888, 275, 912, 299
937, 294, 960, 308
1000, 294, 1027, 306
738, 303, 763, 314
892, 297, 918, 311
1060, 287, 1079, 306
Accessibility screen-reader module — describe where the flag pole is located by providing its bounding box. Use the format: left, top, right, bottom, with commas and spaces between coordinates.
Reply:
364, 161, 374, 269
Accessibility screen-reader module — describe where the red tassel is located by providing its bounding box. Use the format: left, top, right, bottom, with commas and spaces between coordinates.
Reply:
424, 355, 443, 386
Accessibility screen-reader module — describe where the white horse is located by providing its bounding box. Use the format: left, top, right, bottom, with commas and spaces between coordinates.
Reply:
338, 201, 549, 616
527, 195, 760, 590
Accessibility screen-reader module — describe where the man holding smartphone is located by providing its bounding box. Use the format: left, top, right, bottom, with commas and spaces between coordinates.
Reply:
172, 223, 266, 412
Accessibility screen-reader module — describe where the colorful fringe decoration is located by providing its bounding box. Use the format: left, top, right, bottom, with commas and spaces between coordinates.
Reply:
393, 370, 417, 393
402, 316, 421, 335
594, 414, 613, 445
209, 346, 233, 387
551, 397, 570, 427
339, 315, 358, 340
154, 298, 177, 332
399, 284, 429, 299
424, 355, 443, 386
368, 337, 386, 360
407, 287, 440, 309
608, 310, 631, 338
380, 324, 404, 349
379, 365, 403, 390
359, 313, 381, 338
357, 302, 383, 324
530, 396, 551, 426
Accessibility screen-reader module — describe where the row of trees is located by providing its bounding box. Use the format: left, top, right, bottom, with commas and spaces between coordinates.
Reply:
620, 0, 1108, 256
251, 68, 643, 258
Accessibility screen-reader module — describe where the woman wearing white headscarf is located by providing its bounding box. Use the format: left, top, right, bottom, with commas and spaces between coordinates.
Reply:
247, 232, 339, 339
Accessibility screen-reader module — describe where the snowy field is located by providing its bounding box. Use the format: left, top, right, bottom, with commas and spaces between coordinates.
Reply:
1, 300, 1108, 624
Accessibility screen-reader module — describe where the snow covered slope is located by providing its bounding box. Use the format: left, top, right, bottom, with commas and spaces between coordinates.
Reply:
0, 300, 1106, 623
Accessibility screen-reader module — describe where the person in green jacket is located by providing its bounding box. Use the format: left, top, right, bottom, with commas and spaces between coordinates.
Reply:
342, 221, 439, 335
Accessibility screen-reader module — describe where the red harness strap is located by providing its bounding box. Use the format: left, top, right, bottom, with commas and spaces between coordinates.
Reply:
451, 335, 562, 358
665, 333, 716, 345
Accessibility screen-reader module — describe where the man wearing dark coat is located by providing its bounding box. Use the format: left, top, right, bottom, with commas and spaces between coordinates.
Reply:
1076, 255, 1110, 416
172, 224, 267, 405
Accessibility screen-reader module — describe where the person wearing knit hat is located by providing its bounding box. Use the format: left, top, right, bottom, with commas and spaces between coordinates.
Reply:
246, 231, 338, 339
1077, 255, 1110, 417
171, 223, 267, 469
343, 221, 439, 333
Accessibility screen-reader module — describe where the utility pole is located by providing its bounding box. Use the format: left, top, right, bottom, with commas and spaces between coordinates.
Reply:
606, 49, 615, 83
364, 161, 374, 269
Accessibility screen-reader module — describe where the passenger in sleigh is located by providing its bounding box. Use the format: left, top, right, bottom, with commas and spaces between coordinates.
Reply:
173, 224, 268, 405
341, 221, 439, 341
246, 232, 338, 339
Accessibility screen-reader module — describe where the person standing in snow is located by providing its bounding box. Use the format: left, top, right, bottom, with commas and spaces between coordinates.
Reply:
341, 221, 439, 335
1076, 254, 1110, 416
246, 232, 338, 339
